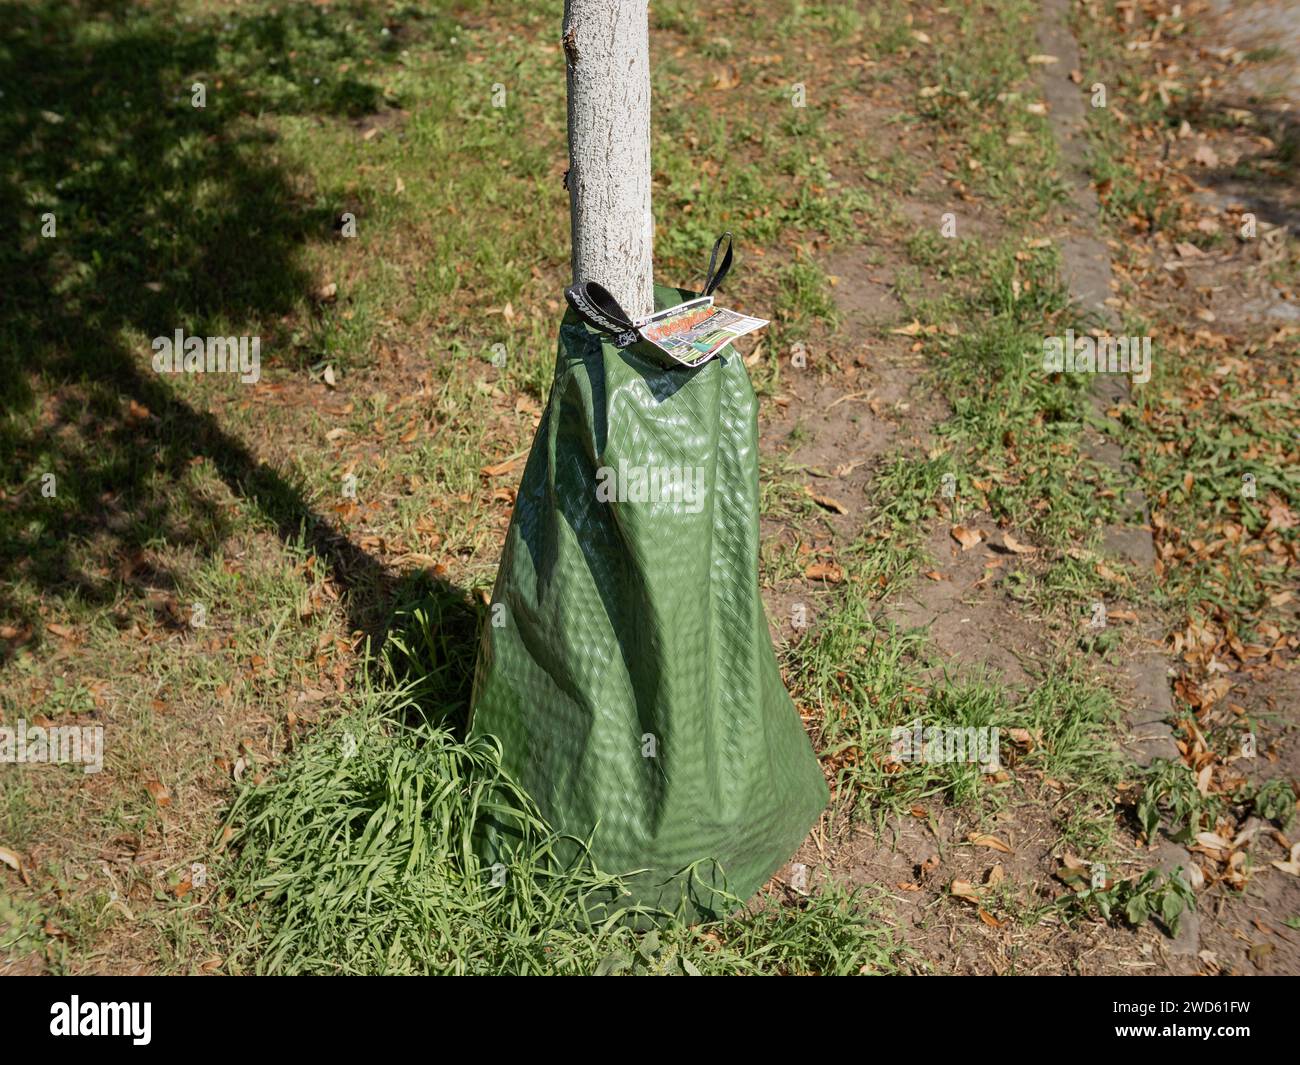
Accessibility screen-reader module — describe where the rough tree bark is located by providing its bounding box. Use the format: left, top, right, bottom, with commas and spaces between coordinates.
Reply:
562, 0, 655, 322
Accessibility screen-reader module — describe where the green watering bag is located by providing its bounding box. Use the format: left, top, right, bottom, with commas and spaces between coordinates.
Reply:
469, 241, 827, 922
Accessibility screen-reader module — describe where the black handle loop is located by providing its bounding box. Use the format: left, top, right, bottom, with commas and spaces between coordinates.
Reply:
563, 280, 640, 347
703, 231, 733, 296
563, 233, 736, 348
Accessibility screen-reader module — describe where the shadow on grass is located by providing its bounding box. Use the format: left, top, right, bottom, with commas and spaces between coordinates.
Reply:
1165, 88, 1300, 236
0, 0, 478, 695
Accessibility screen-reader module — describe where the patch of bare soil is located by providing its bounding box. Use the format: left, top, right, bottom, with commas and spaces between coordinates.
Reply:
749, 0, 1283, 975
1065, 0, 1300, 972
782, 803, 1197, 975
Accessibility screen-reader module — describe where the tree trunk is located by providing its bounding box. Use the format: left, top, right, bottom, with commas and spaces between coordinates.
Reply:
563, 0, 654, 322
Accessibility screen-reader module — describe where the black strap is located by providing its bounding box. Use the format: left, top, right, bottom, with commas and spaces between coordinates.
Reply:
703, 231, 733, 295
564, 280, 640, 347
563, 233, 736, 346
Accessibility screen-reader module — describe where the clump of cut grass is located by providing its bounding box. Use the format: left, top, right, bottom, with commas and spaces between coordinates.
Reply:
218, 674, 626, 975
217, 645, 905, 975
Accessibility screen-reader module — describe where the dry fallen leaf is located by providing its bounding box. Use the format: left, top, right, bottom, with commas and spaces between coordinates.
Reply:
711, 65, 741, 90
1007, 727, 1037, 749
950, 879, 981, 902
1272, 843, 1300, 876
1095, 560, 1127, 583
968, 831, 1014, 854
143, 779, 172, 807
1195, 831, 1233, 852
481, 451, 526, 477
1000, 532, 1036, 554
804, 561, 845, 584
951, 525, 984, 551
807, 488, 849, 514
0, 846, 23, 875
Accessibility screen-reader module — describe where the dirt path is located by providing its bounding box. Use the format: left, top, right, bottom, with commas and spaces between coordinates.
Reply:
751, 21, 1200, 972
1038, 0, 1199, 962
755, 0, 1298, 975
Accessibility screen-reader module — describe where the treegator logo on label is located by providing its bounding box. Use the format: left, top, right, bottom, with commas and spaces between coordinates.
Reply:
49, 997, 151, 1045
152, 329, 261, 384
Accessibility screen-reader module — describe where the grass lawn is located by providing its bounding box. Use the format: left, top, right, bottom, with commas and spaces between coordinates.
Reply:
1, 0, 1295, 974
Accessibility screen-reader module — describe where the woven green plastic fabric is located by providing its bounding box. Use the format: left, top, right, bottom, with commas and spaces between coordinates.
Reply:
469, 283, 827, 922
